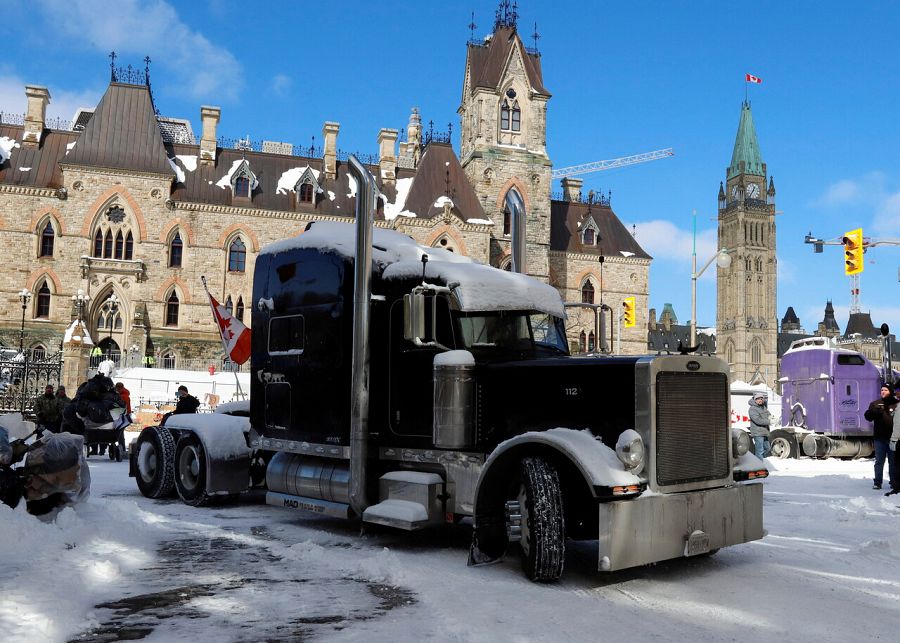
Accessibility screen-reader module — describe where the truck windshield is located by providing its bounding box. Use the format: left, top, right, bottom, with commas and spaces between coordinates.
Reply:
455, 311, 568, 354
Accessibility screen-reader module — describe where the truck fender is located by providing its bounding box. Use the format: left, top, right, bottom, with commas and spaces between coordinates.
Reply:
167, 415, 252, 495
469, 428, 640, 565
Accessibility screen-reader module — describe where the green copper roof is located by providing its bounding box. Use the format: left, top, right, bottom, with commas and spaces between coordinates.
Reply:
727, 101, 764, 179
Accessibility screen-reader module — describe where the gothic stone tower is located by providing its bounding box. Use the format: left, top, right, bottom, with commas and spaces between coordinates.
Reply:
716, 101, 778, 387
458, 11, 552, 281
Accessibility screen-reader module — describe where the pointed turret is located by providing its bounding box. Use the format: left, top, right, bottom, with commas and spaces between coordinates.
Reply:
727, 101, 764, 179
718, 181, 725, 209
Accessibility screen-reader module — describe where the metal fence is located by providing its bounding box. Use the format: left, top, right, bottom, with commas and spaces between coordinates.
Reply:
0, 352, 64, 416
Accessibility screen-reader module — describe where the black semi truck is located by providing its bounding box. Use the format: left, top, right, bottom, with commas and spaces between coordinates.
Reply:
131, 156, 766, 582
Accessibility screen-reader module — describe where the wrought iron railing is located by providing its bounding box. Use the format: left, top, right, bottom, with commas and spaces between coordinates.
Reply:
0, 352, 64, 416
551, 190, 612, 207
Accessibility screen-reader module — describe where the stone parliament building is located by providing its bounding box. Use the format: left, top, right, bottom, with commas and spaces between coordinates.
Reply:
0, 9, 653, 379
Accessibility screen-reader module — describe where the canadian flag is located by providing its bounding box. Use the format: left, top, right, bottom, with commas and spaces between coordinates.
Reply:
209, 293, 251, 364
745, 73, 762, 84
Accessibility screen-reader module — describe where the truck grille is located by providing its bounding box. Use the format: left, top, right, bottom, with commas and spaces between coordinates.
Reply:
655, 372, 730, 487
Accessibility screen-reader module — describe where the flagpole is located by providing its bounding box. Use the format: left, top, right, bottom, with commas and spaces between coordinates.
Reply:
200, 275, 246, 400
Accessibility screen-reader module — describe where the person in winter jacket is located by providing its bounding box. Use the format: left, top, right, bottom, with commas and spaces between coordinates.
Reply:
864, 383, 897, 490
886, 385, 900, 496
114, 382, 132, 456
33, 385, 61, 433
161, 385, 199, 426
747, 392, 771, 459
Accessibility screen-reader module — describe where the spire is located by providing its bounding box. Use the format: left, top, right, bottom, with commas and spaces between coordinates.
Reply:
727, 101, 764, 179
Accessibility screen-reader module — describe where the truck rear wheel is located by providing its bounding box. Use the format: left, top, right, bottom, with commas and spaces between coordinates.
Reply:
135, 426, 176, 499
769, 430, 799, 459
174, 434, 212, 507
517, 457, 565, 582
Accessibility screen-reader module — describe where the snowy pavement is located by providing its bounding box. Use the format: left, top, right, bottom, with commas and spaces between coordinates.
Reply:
2, 457, 899, 642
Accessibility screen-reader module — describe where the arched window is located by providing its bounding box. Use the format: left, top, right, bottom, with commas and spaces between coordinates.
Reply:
39, 221, 55, 257
228, 238, 246, 272
97, 313, 106, 330
162, 351, 176, 369
103, 230, 113, 258
581, 280, 595, 304
299, 182, 314, 203
169, 232, 183, 268
235, 297, 245, 322
234, 176, 250, 198
503, 205, 511, 236
588, 332, 595, 352
751, 341, 761, 365
94, 230, 103, 257
31, 345, 46, 360
579, 331, 586, 353
165, 291, 179, 326
500, 89, 521, 132
35, 281, 51, 318
124, 231, 133, 260
114, 230, 124, 259
726, 342, 735, 364
434, 236, 455, 253
225, 296, 233, 315
583, 228, 595, 245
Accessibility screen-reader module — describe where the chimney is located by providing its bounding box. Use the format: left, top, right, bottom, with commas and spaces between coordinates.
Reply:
199, 105, 220, 166
377, 128, 398, 185
561, 177, 583, 202
22, 85, 50, 148
322, 121, 340, 180
648, 307, 657, 331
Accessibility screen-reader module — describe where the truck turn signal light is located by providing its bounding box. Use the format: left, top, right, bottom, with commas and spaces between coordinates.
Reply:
842, 228, 864, 275
623, 297, 636, 328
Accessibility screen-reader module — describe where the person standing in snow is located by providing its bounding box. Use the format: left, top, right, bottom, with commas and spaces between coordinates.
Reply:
864, 383, 897, 490
886, 385, 900, 496
748, 392, 771, 459
114, 382, 132, 456
33, 384, 60, 434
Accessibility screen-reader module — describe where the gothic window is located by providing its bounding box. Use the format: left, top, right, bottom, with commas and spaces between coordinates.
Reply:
114, 231, 124, 259
125, 231, 133, 260
39, 221, 55, 257
579, 331, 586, 353
500, 89, 521, 132
503, 205, 511, 236
107, 206, 126, 223
225, 296, 233, 315
434, 236, 456, 253
35, 280, 51, 318
169, 232, 183, 268
94, 230, 103, 257
92, 205, 133, 261
165, 291, 179, 327
103, 230, 113, 258
299, 182, 314, 203
234, 176, 250, 198
235, 297, 245, 322
97, 313, 106, 330
581, 280, 595, 304
31, 345, 45, 360
230, 161, 257, 200
228, 238, 247, 272
583, 228, 595, 245
726, 342, 734, 364
745, 258, 752, 271
588, 332, 595, 352
751, 341, 762, 365
162, 351, 176, 369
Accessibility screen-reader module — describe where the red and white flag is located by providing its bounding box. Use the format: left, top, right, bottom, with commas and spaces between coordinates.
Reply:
745, 73, 762, 84
208, 293, 251, 364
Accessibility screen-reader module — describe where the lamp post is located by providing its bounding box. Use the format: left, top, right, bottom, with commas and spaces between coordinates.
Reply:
690, 218, 732, 348
129, 344, 138, 367
17, 289, 31, 354
107, 294, 119, 361
71, 288, 90, 323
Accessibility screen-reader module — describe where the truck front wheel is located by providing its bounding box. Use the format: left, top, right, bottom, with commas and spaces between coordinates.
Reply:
174, 434, 212, 507
135, 426, 176, 499
517, 457, 566, 582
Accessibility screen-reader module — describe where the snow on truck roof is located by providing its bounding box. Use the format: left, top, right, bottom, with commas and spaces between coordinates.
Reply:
260, 221, 565, 317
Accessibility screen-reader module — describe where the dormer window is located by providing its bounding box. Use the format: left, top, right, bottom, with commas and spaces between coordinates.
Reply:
293, 167, 320, 206
234, 177, 250, 198
500, 89, 521, 133
230, 160, 257, 200
583, 228, 595, 245
299, 183, 314, 203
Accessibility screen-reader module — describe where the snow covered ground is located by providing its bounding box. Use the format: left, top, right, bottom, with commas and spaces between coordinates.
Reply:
2, 456, 899, 642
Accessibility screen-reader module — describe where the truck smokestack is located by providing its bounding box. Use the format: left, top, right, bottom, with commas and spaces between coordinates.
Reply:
348, 155, 377, 516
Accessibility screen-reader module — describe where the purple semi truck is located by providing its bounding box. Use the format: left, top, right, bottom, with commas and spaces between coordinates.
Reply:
776, 334, 894, 459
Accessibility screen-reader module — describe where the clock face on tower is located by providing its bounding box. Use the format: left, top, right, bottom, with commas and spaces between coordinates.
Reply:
747, 183, 760, 199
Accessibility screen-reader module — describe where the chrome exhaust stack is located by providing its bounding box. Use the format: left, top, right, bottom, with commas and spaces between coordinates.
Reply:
348, 155, 377, 516
505, 188, 526, 274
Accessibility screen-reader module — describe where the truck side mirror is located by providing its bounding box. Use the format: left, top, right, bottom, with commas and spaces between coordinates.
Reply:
404, 292, 427, 341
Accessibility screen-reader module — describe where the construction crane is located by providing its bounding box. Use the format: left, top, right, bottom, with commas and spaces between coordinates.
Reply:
551, 148, 675, 180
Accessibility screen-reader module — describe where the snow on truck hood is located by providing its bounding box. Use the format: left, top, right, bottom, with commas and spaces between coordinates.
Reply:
260, 221, 565, 318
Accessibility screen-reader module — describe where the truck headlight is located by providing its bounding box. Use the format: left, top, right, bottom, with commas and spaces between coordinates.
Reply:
732, 428, 751, 457
615, 429, 645, 473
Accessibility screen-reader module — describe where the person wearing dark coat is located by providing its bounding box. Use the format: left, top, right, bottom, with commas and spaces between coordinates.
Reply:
161, 385, 200, 426
747, 392, 771, 459
33, 385, 60, 434
864, 383, 897, 490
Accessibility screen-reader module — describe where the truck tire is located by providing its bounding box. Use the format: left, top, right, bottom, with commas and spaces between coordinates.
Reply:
769, 429, 799, 459
134, 426, 176, 499
516, 457, 565, 582
174, 434, 211, 507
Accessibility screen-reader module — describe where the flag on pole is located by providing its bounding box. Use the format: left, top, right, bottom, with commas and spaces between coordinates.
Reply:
208, 292, 251, 364
745, 73, 762, 84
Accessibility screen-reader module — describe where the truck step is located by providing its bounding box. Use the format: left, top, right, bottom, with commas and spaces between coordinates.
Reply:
363, 499, 433, 530
362, 470, 446, 530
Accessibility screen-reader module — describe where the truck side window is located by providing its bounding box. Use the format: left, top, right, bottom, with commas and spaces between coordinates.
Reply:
269, 315, 305, 354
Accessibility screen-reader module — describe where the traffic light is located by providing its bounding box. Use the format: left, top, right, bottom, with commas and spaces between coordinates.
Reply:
842, 228, 864, 275
623, 297, 636, 328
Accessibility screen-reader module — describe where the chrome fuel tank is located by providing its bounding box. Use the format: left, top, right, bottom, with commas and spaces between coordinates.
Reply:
266, 451, 351, 504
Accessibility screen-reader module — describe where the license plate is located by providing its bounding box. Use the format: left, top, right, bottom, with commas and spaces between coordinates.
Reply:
684, 530, 710, 557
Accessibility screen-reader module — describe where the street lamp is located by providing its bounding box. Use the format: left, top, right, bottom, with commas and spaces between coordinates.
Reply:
691, 248, 732, 347
71, 288, 90, 322
17, 289, 31, 354
107, 294, 119, 360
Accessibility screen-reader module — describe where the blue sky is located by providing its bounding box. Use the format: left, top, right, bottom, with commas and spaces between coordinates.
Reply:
3, 0, 899, 334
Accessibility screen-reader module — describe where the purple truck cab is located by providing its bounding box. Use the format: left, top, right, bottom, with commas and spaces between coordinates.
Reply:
779, 338, 881, 457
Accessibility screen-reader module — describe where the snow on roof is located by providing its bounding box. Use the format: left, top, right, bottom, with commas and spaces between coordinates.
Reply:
784, 337, 857, 355
347, 174, 358, 198
0, 136, 19, 164
433, 196, 454, 208
382, 176, 414, 221
261, 221, 564, 317
167, 157, 185, 183
63, 320, 93, 346
65, 140, 76, 155
698, 327, 716, 336
215, 159, 258, 191
176, 154, 197, 172
276, 165, 320, 195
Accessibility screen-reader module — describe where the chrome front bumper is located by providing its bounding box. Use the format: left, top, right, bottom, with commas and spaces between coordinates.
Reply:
597, 483, 764, 572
